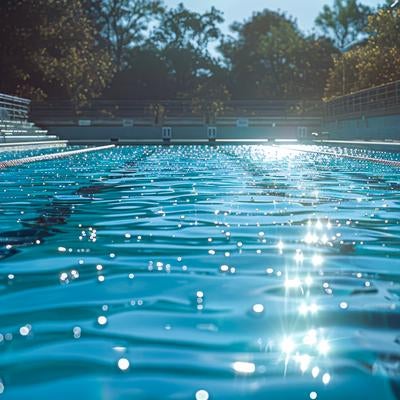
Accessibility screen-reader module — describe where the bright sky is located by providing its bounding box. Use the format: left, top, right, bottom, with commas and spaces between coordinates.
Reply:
165, 0, 383, 34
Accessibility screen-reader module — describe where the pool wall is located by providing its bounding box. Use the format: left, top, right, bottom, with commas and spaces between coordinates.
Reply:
41, 117, 322, 143
323, 114, 400, 140
323, 80, 400, 140
25, 113, 400, 143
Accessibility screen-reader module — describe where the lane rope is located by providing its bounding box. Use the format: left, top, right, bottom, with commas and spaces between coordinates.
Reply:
0, 145, 115, 170
283, 146, 400, 168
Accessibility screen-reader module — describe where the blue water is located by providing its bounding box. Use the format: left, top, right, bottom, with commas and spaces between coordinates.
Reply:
0, 145, 399, 400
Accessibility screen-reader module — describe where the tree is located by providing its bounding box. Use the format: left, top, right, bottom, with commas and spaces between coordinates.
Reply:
315, 0, 371, 50
98, 0, 164, 71
0, 0, 114, 107
103, 3, 226, 100
190, 68, 231, 123
324, 7, 400, 98
103, 46, 173, 99
221, 10, 338, 100
102, 3, 226, 101
153, 3, 224, 97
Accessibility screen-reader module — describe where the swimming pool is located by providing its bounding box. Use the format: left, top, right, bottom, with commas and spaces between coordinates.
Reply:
0, 145, 399, 399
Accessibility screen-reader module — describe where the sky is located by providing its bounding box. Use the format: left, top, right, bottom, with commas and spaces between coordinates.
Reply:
165, 0, 383, 34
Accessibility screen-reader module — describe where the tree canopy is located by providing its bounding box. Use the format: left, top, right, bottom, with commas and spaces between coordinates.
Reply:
221, 11, 338, 100
98, 0, 164, 71
0, 0, 398, 105
315, 0, 371, 50
324, 6, 400, 98
0, 0, 114, 106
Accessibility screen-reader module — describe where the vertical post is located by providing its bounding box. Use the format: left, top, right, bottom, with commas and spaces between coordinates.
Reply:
342, 58, 346, 96
207, 126, 217, 142
162, 126, 172, 144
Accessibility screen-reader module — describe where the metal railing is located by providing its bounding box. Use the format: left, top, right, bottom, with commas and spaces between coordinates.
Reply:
0, 93, 30, 121
31, 99, 323, 122
324, 80, 400, 121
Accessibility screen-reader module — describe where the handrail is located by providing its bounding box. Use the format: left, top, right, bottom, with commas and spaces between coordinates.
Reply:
324, 80, 400, 121
0, 93, 31, 121
31, 99, 323, 121
0, 93, 30, 105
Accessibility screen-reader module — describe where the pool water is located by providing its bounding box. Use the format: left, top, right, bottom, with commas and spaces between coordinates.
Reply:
0, 145, 399, 400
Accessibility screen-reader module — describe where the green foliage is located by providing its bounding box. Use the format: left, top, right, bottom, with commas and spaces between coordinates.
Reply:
105, 3, 225, 101
325, 8, 400, 98
221, 11, 338, 100
104, 47, 173, 99
190, 70, 231, 122
154, 4, 224, 97
315, 0, 371, 50
0, 0, 114, 107
153, 4, 223, 54
1, 0, 399, 104
98, 0, 164, 71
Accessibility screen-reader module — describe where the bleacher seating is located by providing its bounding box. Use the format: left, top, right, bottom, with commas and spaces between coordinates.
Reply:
0, 93, 58, 143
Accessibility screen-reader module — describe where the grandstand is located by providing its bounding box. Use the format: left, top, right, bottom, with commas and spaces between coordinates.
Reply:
0, 93, 59, 144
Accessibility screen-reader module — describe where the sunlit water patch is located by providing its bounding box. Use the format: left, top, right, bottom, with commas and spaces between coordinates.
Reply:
0, 145, 399, 399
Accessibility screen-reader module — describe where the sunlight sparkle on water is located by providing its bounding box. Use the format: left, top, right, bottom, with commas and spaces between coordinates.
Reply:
322, 372, 331, 385
285, 278, 301, 289
195, 389, 209, 400
294, 249, 304, 263
118, 358, 130, 371
299, 303, 319, 315
312, 366, 320, 378
305, 275, 313, 286
232, 361, 256, 374
294, 353, 311, 372
252, 303, 264, 313
19, 325, 31, 336
281, 337, 296, 355
73, 326, 81, 339
303, 330, 318, 346
317, 340, 330, 355
312, 254, 324, 267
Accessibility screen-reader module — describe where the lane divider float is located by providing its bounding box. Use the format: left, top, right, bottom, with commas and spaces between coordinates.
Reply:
0, 145, 115, 170
283, 146, 400, 168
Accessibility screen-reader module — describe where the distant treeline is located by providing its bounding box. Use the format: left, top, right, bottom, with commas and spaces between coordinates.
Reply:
0, 0, 398, 106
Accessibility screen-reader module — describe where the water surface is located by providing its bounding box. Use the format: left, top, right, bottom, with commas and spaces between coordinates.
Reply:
0, 145, 399, 400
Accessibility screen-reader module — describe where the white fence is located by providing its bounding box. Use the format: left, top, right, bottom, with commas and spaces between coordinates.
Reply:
0, 93, 30, 121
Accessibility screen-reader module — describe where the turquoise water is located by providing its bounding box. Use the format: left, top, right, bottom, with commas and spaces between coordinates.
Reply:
0, 145, 399, 400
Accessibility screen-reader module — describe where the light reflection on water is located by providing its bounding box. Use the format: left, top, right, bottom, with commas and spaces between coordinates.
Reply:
0, 145, 399, 399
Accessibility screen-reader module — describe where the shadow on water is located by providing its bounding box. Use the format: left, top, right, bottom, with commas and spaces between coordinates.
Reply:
0, 176, 135, 260
0, 148, 154, 260
0, 195, 93, 260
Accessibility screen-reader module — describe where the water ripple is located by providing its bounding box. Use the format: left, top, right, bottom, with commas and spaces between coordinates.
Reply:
0, 145, 399, 399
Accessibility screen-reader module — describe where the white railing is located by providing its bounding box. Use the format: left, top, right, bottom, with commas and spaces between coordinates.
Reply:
325, 80, 400, 121
0, 93, 31, 121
